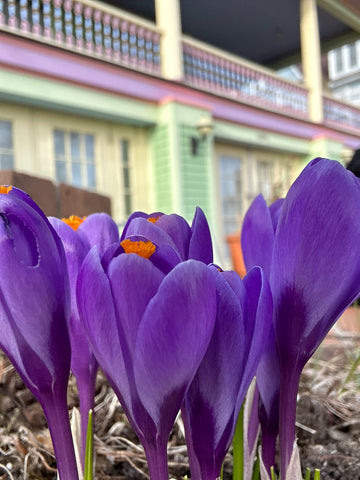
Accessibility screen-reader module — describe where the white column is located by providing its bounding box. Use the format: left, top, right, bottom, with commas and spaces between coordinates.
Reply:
155, 0, 183, 80
300, 0, 323, 123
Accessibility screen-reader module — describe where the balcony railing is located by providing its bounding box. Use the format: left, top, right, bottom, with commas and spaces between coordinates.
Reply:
0, 0, 161, 74
323, 95, 360, 132
183, 36, 309, 120
1, 0, 360, 134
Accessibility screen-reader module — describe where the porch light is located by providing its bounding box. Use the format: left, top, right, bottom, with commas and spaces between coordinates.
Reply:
197, 116, 214, 139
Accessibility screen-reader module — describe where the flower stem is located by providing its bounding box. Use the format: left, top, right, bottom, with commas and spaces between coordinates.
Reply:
144, 441, 169, 480
232, 404, 244, 480
41, 390, 79, 480
278, 369, 301, 479
260, 427, 277, 475
77, 371, 97, 467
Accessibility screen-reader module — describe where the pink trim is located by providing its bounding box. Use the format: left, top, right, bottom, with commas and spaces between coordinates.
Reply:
0, 33, 359, 146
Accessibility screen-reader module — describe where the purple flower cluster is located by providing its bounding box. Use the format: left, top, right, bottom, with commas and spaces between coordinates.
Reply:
0, 157, 358, 480
241, 157, 360, 478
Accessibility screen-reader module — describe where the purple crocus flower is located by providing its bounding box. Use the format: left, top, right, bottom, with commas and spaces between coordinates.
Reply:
242, 158, 360, 478
77, 240, 217, 480
121, 207, 213, 264
77, 212, 120, 256
0, 186, 78, 480
49, 213, 119, 465
181, 265, 273, 480
241, 194, 282, 473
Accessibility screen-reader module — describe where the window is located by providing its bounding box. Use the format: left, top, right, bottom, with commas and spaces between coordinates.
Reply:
334, 48, 344, 75
257, 160, 273, 202
220, 155, 242, 237
121, 139, 132, 216
0, 120, 14, 170
54, 129, 96, 188
348, 43, 357, 69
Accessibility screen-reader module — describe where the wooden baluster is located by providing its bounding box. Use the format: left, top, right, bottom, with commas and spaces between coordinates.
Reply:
121, 20, 129, 64
212, 56, 219, 91
235, 65, 241, 96
182, 43, 190, 79
103, 13, 112, 59
20, 0, 29, 32
94, 9, 103, 55
43, 0, 52, 38
54, 0, 64, 43
64, 0, 74, 46
31, 0, 42, 35
0, 1, 4, 26
8, 0, 17, 28
84, 5, 93, 52
145, 29, 153, 68
153, 32, 161, 73
74, 2, 83, 49
129, 23, 137, 66
207, 54, 213, 87
111, 17, 120, 62
200, 49, 206, 88
137, 27, 145, 67
203, 52, 209, 89
225, 60, 231, 93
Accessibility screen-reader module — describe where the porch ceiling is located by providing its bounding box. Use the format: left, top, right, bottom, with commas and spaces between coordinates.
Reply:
114, 0, 359, 67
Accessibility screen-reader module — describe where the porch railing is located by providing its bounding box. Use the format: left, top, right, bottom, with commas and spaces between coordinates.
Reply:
1, 0, 360, 134
0, 0, 161, 74
323, 95, 360, 133
182, 36, 309, 120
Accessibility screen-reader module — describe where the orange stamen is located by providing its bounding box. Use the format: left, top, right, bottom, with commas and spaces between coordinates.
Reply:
147, 216, 161, 223
121, 238, 156, 259
62, 215, 86, 231
0, 185, 12, 194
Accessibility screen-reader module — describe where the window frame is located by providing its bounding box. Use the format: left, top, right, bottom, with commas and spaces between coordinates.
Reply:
53, 128, 96, 189
0, 119, 15, 170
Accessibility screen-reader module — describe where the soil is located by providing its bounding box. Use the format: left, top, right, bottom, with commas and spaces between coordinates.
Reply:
0, 336, 359, 480
296, 341, 360, 480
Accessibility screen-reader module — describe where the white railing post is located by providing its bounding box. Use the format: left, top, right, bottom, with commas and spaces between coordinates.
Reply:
155, 0, 183, 80
300, 0, 323, 123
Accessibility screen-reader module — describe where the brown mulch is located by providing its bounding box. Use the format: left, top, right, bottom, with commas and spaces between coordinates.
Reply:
0, 328, 359, 479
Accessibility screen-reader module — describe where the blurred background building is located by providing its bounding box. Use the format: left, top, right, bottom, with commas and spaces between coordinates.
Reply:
0, 0, 360, 265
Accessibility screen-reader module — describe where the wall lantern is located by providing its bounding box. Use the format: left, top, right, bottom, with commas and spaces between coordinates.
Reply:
196, 116, 214, 139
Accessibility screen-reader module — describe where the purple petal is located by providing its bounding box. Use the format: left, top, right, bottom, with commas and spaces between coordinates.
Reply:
120, 234, 182, 274
48, 217, 97, 392
237, 266, 273, 408
122, 217, 180, 254
241, 195, 275, 278
256, 325, 279, 423
0, 194, 70, 395
78, 213, 119, 256
189, 207, 213, 263
120, 211, 163, 241
78, 248, 158, 444
107, 253, 165, 354
271, 158, 360, 367
48, 217, 89, 307
77, 247, 132, 407
183, 268, 246, 478
268, 198, 284, 231
155, 213, 191, 260
134, 260, 217, 438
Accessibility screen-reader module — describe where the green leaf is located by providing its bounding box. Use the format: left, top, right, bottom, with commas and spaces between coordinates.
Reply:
304, 467, 311, 480
270, 466, 277, 480
313, 469, 321, 480
84, 409, 94, 480
251, 456, 260, 480
233, 404, 244, 480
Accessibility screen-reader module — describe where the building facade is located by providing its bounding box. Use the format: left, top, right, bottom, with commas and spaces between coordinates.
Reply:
328, 40, 360, 106
1, 0, 360, 266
